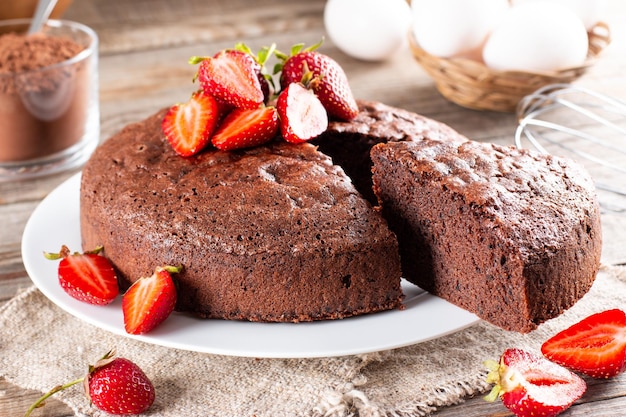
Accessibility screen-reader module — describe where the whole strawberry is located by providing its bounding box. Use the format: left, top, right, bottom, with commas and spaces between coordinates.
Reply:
25, 350, 155, 416
276, 41, 359, 121
86, 352, 156, 415
44, 245, 119, 305
232, 42, 276, 103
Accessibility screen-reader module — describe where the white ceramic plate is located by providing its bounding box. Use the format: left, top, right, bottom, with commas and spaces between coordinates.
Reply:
22, 173, 480, 358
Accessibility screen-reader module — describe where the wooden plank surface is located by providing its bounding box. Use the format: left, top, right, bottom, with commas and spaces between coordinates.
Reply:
1, 0, 626, 415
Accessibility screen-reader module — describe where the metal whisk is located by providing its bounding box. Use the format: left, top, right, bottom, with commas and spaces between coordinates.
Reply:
515, 83, 626, 213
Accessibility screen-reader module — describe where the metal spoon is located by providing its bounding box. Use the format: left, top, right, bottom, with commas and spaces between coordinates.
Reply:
27, 0, 60, 34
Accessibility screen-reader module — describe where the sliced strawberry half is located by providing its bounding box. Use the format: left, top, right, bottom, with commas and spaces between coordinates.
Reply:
211, 106, 279, 151
192, 50, 264, 109
484, 348, 586, 417
162, 90, 220, 157
44, 245, 118, 305
541, 309, 626, 379
122, 265, 180, 335
277, 82, 328, 144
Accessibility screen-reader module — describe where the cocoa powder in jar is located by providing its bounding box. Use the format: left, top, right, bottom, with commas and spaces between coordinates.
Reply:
0, 31, 89, 162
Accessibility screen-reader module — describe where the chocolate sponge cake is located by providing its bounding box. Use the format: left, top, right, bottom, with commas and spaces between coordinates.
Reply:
314, 100, 468, 204
80, 108, 404, 322
81, 98, 602, 332
371, 139, 602, 333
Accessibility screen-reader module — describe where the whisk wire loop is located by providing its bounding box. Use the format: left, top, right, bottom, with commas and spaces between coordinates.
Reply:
515, 83, 626, 212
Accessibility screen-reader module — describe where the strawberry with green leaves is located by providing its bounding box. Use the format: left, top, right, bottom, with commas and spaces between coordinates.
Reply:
277, 82, 328, 144
211, 106, 279, 151
161, 41, 359, 154
276, 41, 359, 121
162, 90, 220, 157
44, 245, 119, 305
25, 350, 155, 416
122, 265, 181, 335
232, 42, 276, 103
541, 309, 626, 379
484, 348, 586, 417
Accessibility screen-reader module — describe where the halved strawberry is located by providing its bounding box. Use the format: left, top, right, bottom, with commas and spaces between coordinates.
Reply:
211, 106, 279, 151
44, 245, 118, 305
122, 265, 181, 335
276, 42, 358, 121
541, 309, 626, 379
277, 82, 328, 144
484, 348, 586, 417
161, 90, 220, 157
191, 50, 264, 109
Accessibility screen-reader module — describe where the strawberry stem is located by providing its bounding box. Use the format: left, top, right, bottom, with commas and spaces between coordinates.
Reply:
83, 245, 104, 256
158, 265, 184, 274
483, 359, 504, 402
303, 38, 324, 53
289, 43, 305, 56
24, 377, 85, 417
273, 38, 325, 77
24, 350, 118, 417
483, 384, 502, 403
188, 56, 208, 65
257, 43, 276, 66
43, 245, 103, 260
43, 245, 71, 260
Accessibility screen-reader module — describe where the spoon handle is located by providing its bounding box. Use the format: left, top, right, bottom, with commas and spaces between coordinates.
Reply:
27, 0, 60, 34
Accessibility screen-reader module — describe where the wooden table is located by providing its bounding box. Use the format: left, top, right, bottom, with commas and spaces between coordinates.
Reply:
2, 1, 625, 415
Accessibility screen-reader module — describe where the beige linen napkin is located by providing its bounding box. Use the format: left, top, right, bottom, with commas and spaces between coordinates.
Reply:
1, 265, 625, 417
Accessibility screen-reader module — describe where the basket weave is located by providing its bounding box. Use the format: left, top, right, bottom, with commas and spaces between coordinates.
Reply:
409, 22, 611, 112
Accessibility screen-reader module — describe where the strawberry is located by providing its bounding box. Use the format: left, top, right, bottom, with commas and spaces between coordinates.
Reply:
86, 352, 155, 415
277, 82, 328, 144
191, 50, 264, 109
211, 106, 279, 151
541, 309, 626, 379
276, 42, 359, 121
122, 265, 181, 335
161, 90, 220, 157
24, 350, 155, 416
44, 245, 118, 305
484, 348, 586, 417
233, 42, 276, 103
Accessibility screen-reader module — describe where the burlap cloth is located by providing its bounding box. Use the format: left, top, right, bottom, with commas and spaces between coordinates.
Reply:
1, 264, 625, 417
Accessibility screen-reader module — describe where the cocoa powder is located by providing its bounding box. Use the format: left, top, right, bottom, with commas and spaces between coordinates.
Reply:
0, 32, 84, 74
0, 30, 92, 162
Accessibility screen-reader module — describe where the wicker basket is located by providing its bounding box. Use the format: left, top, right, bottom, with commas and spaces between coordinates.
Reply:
409, 22, 611, 112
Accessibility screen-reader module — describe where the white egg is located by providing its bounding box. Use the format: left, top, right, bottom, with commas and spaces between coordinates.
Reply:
512, 0, 606, 30
483, 2, 589, 72
411, 0, 510, 59
324, 0, 412, 62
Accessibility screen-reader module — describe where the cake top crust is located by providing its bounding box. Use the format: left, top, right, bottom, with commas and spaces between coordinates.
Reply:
81, 108, 395, 256
373, 138, 600, 255
327, 100, 468, 143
